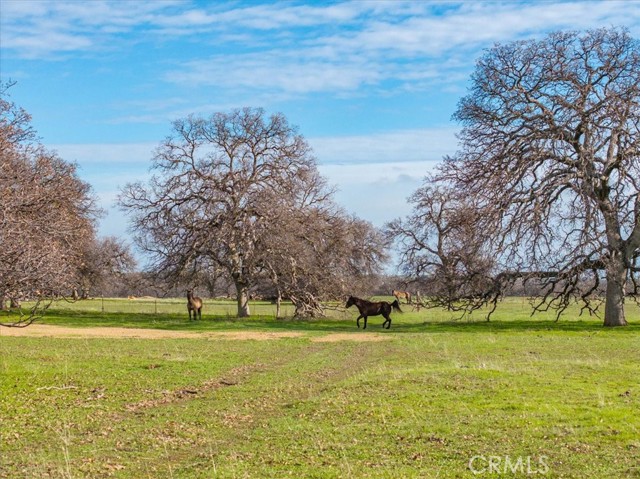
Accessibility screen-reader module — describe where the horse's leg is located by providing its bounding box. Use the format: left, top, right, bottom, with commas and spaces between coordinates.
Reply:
198, 307, 202, 320
357, 315, 363, 328
363, 316, 368, 329
383, 311, 392, 329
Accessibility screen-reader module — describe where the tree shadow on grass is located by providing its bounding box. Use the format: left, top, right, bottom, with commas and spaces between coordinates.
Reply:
36, 308, 638, 335
394, 319, 640, 334
38, 309, 356, 333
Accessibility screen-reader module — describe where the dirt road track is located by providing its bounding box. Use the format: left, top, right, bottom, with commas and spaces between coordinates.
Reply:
0, 324, 389, 342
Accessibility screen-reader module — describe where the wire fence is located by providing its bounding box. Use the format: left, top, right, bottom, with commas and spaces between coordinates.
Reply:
43, 297, 277, 316
39, 297, 353, 319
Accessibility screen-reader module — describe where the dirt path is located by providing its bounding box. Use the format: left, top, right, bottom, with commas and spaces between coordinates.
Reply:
0, 324, 389, 342
310, 332, 389, 342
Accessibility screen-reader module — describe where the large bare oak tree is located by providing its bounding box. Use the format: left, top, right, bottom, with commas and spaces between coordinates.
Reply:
394, 28, 640, 327
120, 108, 385, 317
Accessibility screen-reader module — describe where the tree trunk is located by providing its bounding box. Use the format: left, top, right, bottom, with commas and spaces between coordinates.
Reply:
235, 282, 251, 318
604, 261, 628, 327
275, 292, 281, 319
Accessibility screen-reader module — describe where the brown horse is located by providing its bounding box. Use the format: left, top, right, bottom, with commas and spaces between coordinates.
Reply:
345, 296, 402, 329
392, 290, 412, 304
186, 289, 203, 320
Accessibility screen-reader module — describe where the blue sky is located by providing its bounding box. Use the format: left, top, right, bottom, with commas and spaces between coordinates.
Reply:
2, 0, 640, 256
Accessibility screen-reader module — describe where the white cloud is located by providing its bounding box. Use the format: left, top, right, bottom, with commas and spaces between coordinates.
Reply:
4, 1, 637, 67
310, 127, 458, 164
50, 143, 156, 164
151, 2, 368, 31
50, 127, 457, 169
0, 0, 179, 58
3, 0, 637, 110
310, 127, 455, 225
319, 160, 433, 191
164, 52, 384, 94
320, 161, 431, 226
159, 1, 640, 97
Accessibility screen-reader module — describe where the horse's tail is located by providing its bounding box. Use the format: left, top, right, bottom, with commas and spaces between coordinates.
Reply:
391, 300, 403, 313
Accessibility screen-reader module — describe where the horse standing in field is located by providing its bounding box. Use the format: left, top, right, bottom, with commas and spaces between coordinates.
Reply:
186, 289, 203, 320
345, 296, 402, 330
392, 289, 412, 304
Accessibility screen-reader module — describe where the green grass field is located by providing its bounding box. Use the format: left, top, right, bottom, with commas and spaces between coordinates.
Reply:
1, 298, 639, 478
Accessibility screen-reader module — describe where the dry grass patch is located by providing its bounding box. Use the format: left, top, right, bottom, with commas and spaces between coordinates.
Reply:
2, 325, 390, 343
310, 332, 390, 342
0, 324, 305, 340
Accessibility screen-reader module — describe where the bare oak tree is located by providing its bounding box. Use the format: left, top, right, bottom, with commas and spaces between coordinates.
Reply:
432, 28, 640, 326
75, 237, 137, 299
0, 84, 99, 326
261, 197, 388, 317
388, 181, 497, 315
120, 108, 363, 317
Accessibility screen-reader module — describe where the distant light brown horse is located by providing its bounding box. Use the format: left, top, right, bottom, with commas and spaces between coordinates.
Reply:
186, 289, 203, 320
392, 290, 412, 304
345, 296, 402, 330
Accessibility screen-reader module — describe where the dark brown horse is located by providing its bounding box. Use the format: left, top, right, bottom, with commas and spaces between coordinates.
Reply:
392, 289, 412, 304
345, 296, 402, 329
186, 289, 203, 320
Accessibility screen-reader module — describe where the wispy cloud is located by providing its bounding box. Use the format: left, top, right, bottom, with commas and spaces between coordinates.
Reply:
309, 127, 458, 164
338, 1, 639, 57
2, 0, 638, 121
320, 161, 431, 226
0, 0, 377, 58
160, 1, 640, 98
0, 1, 176, 58
50, 126, 457, 167
4, 1, 637, 66
50, 142, 157, 164
150, 2, 368, 31
164, 52, 385, 94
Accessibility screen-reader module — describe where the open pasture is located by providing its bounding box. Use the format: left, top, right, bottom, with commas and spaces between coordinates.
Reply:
1, 298, 639, 478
